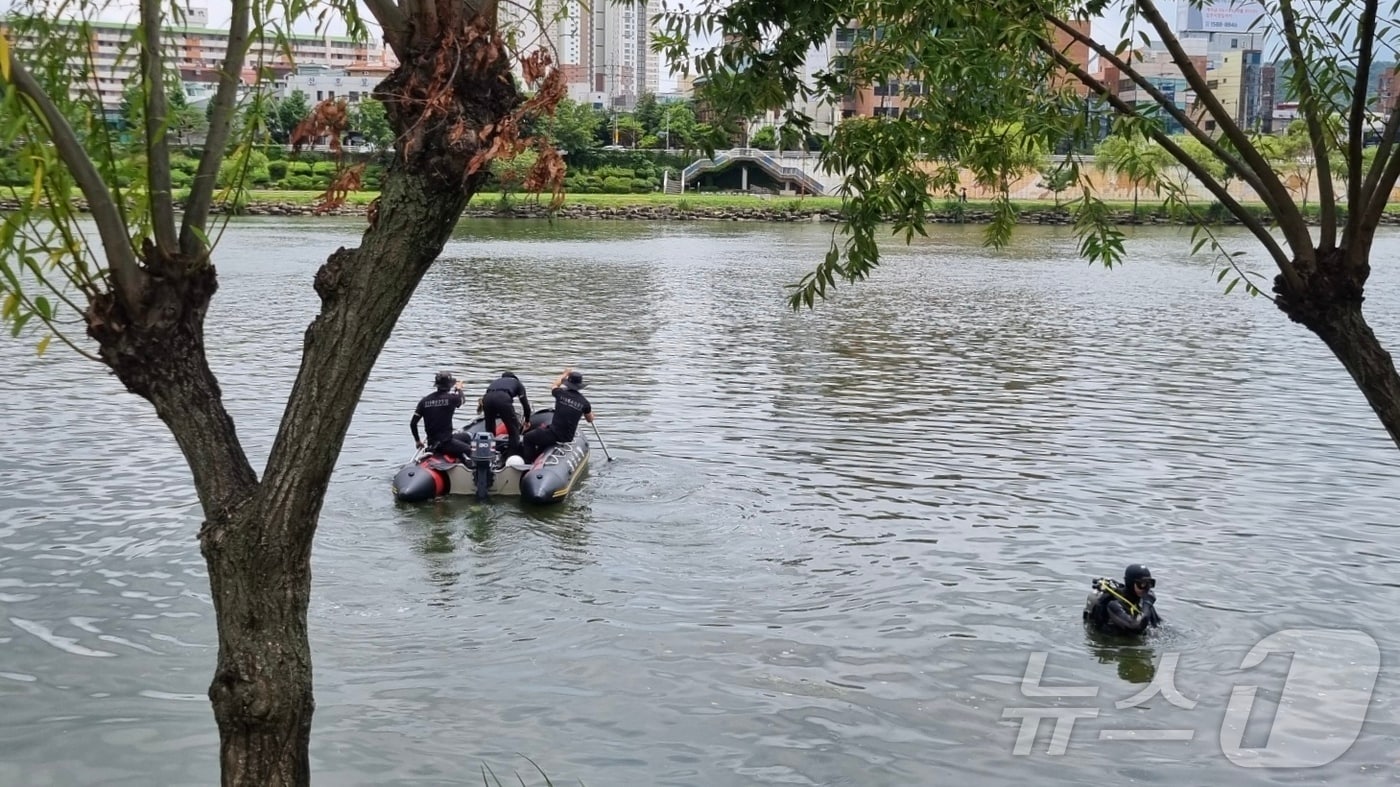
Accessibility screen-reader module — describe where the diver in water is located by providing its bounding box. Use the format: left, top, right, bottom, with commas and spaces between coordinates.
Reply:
1084, 564, 1162, 635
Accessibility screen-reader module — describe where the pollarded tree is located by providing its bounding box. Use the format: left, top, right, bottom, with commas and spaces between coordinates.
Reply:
0, 0, 564, 783
659, 0, 1400, 450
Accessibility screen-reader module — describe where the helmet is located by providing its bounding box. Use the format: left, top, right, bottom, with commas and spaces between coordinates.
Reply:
434, 370, 455, 390
564, 370, 587, 389
1124, 564, 1155, 589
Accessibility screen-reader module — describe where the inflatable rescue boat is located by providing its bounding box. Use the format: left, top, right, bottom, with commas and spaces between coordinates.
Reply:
391, 409, 590, 505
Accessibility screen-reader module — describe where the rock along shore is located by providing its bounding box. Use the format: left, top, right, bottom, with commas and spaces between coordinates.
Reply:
5, 197, 1396, 227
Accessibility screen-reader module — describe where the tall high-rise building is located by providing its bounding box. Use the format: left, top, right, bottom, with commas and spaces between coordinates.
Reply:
589, 1, 657, 108
501, 0, 659, 109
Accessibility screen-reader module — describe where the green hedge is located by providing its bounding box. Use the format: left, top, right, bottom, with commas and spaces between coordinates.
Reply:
0, 148, 683, 192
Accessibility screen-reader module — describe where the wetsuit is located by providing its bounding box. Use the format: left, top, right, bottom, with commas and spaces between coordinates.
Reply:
1084, 579, 1161, 634
411, 387, 471, 459
481, 373, 532, 455
521, 385, 591, 462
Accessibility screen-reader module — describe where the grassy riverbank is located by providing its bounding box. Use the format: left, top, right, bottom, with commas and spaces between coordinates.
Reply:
5, 187, 1395, 224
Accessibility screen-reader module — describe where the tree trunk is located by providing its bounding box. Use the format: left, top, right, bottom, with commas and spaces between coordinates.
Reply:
83, 16, 523, 785
1275, 248, 1400, 450
203, 503, 315, 787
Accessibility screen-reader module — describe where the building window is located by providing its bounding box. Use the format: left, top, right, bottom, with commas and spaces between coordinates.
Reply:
317, 90, 324, 100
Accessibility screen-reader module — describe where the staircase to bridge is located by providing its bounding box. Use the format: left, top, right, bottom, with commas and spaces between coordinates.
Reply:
679, 148, 828, 195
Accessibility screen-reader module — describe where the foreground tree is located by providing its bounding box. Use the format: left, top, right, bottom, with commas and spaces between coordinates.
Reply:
1, 0, 564, 782
660, 0, 1400, 448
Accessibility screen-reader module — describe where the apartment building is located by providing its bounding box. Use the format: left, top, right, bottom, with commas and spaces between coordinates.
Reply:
1212, 49, 1274, 132
812, 18, 1094, 127
501, 0, 661, 110
1095, 39, 1210, 135
6, 7, 385, 120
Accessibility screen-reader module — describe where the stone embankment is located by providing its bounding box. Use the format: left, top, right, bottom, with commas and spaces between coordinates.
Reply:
6, 197, 1398, 226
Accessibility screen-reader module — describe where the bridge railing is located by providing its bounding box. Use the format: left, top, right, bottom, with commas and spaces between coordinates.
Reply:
681, 148, 826, 195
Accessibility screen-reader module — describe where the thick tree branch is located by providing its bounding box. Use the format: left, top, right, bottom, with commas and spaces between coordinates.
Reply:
1279, 0, 1338, 248
259, 172, 477, 550
1357, 102, 1400, 218
1356, 122, 1400, 267
1038, 38, 1301, 291
1135, 0, 1311, 256
1043, 12, 1275, 210
465, 0, 499, 29
140, 0, 178, 255
180, 0, 252, 257
363, 0, 408, 58
1342, 0, 1379, 252
6, 55, 146, 311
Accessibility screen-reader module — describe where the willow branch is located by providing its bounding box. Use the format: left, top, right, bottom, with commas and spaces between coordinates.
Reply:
1135, 0, 1311, 255
363, 0, 408, 58
1044, 12, 1273, 208
180, 0, 252, 257
6, 55, 145, 311
139, 0, 177, 254
1279, 0, 1337, 248
1038, 38, 1301, 291
1342, 0, 1379, 252
1358, 101, 1400, 215
1356, 118, 1400, 267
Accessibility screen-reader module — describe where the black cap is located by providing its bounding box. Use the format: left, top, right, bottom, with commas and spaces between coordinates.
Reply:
501, 371, 518, 379
565, 371, 587, 389
434, 370, 455, 390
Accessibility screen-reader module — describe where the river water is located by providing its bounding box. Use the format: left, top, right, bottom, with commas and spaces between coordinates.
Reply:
1, 217, 1398, 786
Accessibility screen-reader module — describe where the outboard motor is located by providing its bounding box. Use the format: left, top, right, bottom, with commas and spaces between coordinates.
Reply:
470, 430, 496, 501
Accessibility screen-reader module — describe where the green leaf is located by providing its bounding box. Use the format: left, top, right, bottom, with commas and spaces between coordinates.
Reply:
10, 311, 31, 338
35, 334, 50, 356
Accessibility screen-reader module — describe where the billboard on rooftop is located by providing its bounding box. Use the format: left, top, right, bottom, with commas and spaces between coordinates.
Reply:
1178, 0, 1267, 34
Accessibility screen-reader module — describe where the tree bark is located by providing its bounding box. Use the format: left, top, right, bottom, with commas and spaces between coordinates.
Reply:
81, 13, 522, 786
203, 503, 315, 787
1274, 250, 1400, 450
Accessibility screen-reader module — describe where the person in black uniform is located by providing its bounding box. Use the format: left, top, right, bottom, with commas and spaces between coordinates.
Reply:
410, 371, 472, 459
1084, 564, 1162, 635
520, 368, 593, 463
479, 371, 532, 457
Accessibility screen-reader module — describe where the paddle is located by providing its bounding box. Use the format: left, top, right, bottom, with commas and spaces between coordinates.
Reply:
590, 421, 615, 462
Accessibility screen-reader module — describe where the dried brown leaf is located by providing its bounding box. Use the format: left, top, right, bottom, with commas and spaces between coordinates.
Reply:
314, 163, 366, 214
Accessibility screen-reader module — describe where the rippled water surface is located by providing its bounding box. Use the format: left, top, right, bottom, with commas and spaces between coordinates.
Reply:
2, 217, 1399, 785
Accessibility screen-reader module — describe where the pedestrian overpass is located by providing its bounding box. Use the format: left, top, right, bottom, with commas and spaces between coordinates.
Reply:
675, 147, 827, 196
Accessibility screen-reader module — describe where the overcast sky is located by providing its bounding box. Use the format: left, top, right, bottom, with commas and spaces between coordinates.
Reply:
0, 0, 1154, 38
0, 0, 1296, 90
